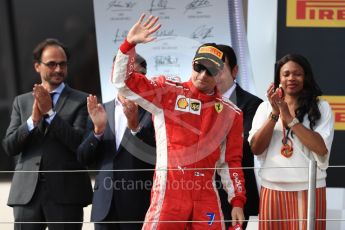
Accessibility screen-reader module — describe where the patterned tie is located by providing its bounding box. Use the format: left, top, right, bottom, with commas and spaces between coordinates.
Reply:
50, 92, 56, 109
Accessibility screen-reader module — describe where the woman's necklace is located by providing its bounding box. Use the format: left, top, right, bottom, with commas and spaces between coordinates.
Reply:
281, 120, 293, 158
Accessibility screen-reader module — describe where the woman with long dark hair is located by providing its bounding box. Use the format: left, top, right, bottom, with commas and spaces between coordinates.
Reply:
249, 54, 334, 230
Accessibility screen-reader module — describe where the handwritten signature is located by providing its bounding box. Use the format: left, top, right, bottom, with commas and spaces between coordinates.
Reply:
113, 29, 129, 44
107, 0, 136, 10
149, 0, 174, 13
185, 0, 211, 13
155, 56, 179, 67
191, 25, 214, 40
155, 29, 176, 37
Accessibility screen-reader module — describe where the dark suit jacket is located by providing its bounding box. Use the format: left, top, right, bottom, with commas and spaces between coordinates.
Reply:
219, 83, 263, 228
77, 100, 155, 222
2, 85, 93, 207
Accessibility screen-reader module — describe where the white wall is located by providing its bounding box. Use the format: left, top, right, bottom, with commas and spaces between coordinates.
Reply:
247, 0, 278, 100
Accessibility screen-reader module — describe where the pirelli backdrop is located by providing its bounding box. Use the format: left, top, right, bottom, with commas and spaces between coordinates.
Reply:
278, 0, 345, 187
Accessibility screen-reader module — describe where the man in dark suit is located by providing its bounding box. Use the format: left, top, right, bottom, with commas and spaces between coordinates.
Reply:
77, 54, 155, 230
216, 44, 263, 229
2, 38, 93, 230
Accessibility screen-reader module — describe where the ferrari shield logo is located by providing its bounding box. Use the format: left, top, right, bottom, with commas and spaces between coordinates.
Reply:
215, 102, 223, 113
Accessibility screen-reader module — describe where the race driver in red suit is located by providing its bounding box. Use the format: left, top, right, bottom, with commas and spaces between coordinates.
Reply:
112, 14, 246, 230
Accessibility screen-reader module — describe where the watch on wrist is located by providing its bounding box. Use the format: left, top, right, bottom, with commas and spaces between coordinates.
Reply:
269, 112, 279, 122
287, 117, 300, 128
45, 108, 55, 117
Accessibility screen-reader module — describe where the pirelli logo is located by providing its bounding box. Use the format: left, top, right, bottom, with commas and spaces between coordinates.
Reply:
199, 46, 223, 59
322, 96, 345, 130
287, 0, 345, 27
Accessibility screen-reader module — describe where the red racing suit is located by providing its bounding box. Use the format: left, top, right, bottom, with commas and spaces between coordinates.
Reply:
112, 40, 246, 230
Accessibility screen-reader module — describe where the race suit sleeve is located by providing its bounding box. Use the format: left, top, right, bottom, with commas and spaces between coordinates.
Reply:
217, 111, 246, 208
112, 39, 168, 114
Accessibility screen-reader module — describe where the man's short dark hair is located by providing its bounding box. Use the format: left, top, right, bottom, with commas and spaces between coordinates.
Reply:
33, 38, 70, 63
113, 53, 147, 75
135, 54, 147, 75
217, 44, 237, 71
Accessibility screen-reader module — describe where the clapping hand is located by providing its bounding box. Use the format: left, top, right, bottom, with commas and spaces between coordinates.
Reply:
118, 95, 139, 131
266, 83, 293, 125
33, 84, 52, 114
31, 99, 42, 126
266, 83, 281, 115
87, 95, 107, 135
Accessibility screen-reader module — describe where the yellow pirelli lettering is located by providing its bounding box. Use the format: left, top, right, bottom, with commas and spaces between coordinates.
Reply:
287, 0, 345, 27
199, 46, 223, 59
322, 95, 345, 130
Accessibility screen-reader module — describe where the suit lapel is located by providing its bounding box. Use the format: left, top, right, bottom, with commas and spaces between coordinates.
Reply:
234, 83, 245, 109
104, 101, 116, 137
118, 129, 131, 153
101, 101, 119, 161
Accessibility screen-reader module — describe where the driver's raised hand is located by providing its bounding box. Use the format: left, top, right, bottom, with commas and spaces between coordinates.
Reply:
127, 14, 161, 45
